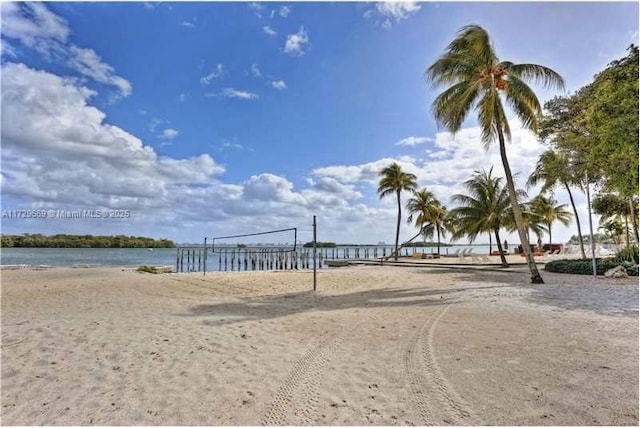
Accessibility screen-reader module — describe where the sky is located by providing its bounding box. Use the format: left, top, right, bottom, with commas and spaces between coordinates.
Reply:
1, 1, 638, 245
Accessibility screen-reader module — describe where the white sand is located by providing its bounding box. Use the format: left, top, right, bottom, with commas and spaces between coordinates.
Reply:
1, 265, 638, 425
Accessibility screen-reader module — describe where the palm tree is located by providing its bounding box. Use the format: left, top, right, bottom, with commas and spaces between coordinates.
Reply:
530, 195, 572, 249
406, 189, 448, 255
593, 192, 637, 248
378, 162, 418, 261
448, 168, 521, 267
426, 25, 564, 283
527, 150, 587, 258
509, 202, 546, 245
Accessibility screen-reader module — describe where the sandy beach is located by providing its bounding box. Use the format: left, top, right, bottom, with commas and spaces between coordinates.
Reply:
1, 264, 638, 425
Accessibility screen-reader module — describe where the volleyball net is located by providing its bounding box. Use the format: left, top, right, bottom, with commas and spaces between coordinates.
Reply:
210, 227, 298, 253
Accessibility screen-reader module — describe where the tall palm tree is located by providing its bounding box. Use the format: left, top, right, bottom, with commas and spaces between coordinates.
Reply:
448, 168, 522, 267
378, 162, 418, 261
406, 188, 448, 255
426, 25, 564, 283
527, 150, 587, 258
531, 195, 572, 249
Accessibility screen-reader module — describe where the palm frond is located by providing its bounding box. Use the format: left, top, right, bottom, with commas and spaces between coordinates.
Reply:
432, 80, 481, 133
447, 25, 497, 66
505, 75, 542, 132
426, 52, 482, 87
509, 63, 565, 91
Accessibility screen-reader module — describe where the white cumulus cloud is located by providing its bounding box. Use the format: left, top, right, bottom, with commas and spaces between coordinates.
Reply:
66, 46, 133, 97
2, 3, 132, 97
271, 80, 287, 90
1, 62, 224, 211
160, 128, 179, 140
284, 26, 309, 56
0, 2, 69, 55
364, 2, 421, 29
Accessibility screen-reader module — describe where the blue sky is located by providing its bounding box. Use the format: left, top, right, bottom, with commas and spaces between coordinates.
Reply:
1, 1, 638, 245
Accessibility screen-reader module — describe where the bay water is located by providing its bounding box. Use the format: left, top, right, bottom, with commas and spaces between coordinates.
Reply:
1, 244, 497, 272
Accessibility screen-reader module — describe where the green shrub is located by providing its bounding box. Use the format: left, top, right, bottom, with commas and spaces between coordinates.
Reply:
544, 258, 638, 276
613, 245, 639, 264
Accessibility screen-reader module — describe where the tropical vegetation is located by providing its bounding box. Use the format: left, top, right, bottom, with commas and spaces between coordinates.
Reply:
406, 188, 448, 255
529, 195, 572, 249
527, 150, 587, 258
0, 234, 175, 248
537, 45, 639, 251
302, 241, 336, 248
378, 162, 417, 260
426, 24, 564, 283
448, 168, 520, 266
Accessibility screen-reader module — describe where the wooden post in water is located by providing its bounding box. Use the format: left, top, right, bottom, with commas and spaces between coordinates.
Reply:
176, 248, 179, 273
180, 249, 184, 272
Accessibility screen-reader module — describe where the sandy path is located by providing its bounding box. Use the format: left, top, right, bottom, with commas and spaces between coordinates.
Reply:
1, 265, 637, 425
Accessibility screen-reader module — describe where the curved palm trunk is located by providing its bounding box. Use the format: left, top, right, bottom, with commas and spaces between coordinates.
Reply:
489, 233, 492, 254
624, 215, 630, 248
436, 227, 441, 255
629, 198, 639, 244
394, 189, 401, 261
563, 182, 586, 258
494, 228, 508, 267
547, 221, 552, 249
497, 129, 544, 283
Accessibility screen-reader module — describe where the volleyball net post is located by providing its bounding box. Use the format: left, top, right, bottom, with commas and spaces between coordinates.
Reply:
203, 237, 207, 277
313, 215, 317, 292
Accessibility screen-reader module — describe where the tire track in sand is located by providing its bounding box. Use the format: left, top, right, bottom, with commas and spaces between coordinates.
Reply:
261, 320, 361, 426
404, 305, 479, 425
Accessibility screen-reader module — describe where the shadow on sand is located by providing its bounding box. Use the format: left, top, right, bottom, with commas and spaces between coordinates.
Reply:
179, 280, 516, 326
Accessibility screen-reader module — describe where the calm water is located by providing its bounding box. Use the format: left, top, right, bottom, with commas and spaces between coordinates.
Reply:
0, 244, 499, 271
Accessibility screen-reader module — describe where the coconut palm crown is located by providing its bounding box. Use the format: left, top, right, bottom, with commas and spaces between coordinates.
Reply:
406, 188, 448, 255
531, 195, 573, 248
449, 168, 522, 267
378, 162, 418, 261
426, 25, 565, 283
